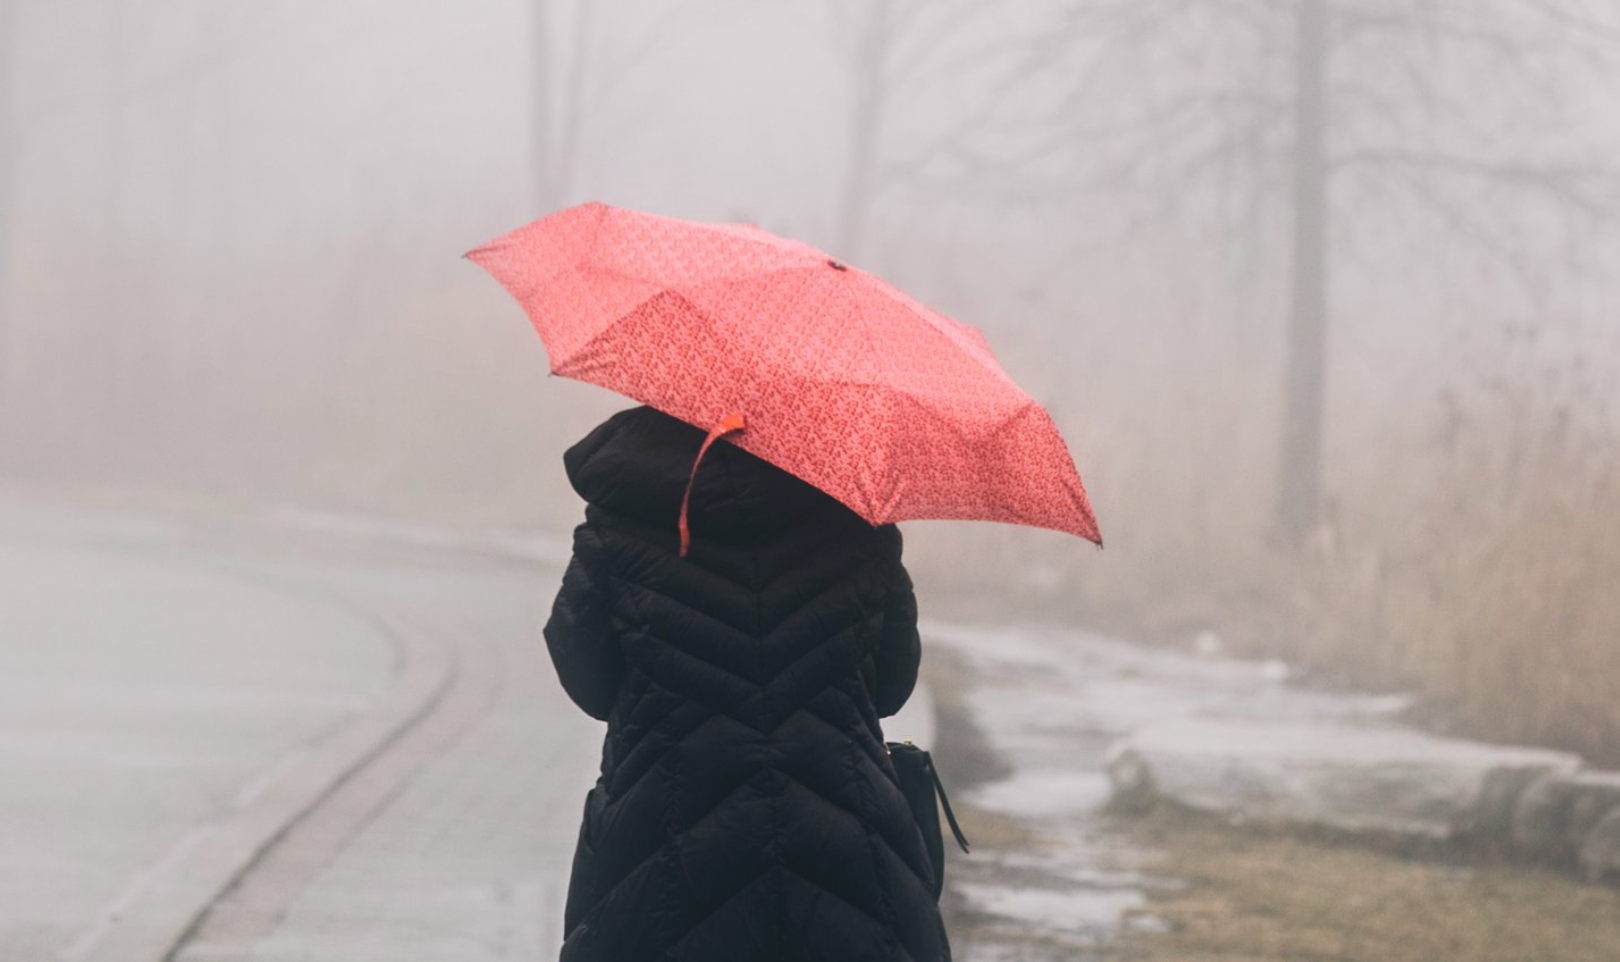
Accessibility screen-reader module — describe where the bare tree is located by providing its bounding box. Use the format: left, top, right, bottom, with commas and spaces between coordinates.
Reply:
0, 0, 20, 403
960, 0, 1620, 543
530, 0, 728, 213
822, 0, 1019, 263
531, 0, 593, 212
831, 0, 895, 262
100, 0, 134, 465
1283, 0, 1330, 545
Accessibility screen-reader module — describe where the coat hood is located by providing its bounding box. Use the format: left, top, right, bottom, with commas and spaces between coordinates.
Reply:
563, 406, 858, 544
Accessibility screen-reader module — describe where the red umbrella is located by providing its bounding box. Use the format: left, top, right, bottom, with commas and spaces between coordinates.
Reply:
467, 202, 1101, 551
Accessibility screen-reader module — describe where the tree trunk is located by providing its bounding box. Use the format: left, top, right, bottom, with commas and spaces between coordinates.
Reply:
838, 0, 892, 265
1277, 0, 1331, 544
532, 0, 590, 213
531, 0, 555, 211
555, 0, 591, 205
101, 0, 129, 468
194, 5, 235, 463
0, 0, 18, 415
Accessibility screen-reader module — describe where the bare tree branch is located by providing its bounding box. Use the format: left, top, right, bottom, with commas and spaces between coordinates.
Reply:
887, 2, 1029, 90
1384, 165, 1550, 297
1335, 147, 1620, 219
1336, 5, 1575, 58
1523, 0, 1620, 44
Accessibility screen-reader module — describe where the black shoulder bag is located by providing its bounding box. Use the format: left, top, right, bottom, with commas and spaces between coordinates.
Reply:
886, 741, 971, 899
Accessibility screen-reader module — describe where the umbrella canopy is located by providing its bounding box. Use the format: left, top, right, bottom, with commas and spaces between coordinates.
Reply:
467, 202, 1101, 546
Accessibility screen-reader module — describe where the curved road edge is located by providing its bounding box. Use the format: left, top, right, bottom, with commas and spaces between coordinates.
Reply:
69, 579, 458, 962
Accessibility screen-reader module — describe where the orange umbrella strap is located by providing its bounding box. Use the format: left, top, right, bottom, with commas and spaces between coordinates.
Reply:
679, 412, 747, 558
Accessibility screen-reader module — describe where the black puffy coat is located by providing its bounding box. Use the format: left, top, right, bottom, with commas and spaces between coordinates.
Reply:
545, 407, 950, 962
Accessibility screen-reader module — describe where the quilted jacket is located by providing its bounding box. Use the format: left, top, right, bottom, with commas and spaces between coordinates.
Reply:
546, 406, 950, 962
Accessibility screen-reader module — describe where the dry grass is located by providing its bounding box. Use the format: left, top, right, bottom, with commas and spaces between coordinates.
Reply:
910, 374, 1620, 768
1110, 806, 1620, 962
1266, 396, 1620, 765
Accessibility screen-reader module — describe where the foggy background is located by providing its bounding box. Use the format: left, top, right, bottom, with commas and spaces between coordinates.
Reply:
5, 0, 1620, 760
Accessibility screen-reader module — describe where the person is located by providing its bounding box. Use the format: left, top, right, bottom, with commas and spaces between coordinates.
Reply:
545, 405, 950, 962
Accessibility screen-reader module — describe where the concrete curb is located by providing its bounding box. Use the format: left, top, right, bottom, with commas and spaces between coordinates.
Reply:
1106, 718, 1620, 885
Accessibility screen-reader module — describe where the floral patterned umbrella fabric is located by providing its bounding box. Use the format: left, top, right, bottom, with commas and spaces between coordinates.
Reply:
467, 202, 1101, 546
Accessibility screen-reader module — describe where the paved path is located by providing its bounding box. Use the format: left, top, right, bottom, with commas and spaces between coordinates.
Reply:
174, 560, 600, 962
